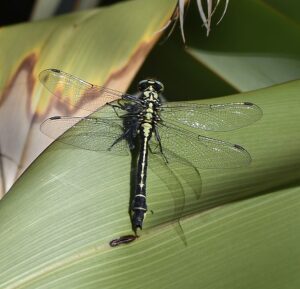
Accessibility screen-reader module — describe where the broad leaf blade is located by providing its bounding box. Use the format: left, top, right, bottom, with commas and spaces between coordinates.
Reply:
0, 80, 299, 288
0, 0, 177, 195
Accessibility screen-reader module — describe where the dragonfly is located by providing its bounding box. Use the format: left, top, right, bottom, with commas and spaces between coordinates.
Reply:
39, 69, 262, 232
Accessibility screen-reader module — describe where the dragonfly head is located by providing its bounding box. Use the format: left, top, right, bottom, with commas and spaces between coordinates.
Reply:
138, 79, 164, 93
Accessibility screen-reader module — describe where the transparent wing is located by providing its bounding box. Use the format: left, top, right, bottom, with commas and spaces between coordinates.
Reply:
41, 116, 129, 155
161, 102, 262, 131
150, 123, 251, 169
149, 154, 186, 219
39, 69, 136, 112
149, 152, 202, 199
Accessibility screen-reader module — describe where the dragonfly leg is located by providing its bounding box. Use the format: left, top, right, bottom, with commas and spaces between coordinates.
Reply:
106, 102, 124, 117
108, 129, 131, 150
154, 125, 169, 164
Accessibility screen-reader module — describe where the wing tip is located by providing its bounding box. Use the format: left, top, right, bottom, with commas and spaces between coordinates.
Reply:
50, 68, 61, 73
49, 116, 62, 120
39, 68, 62, 82
234, 144, 252, 166
243, 102, 254, 106
242, 102, 263, 122
234, 144, 246, 151
40, 116, 63, 136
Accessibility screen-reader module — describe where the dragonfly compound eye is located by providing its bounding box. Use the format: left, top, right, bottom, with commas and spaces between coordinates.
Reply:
137, 80, 149, 91
138, 79, 164, 92
153, 80, 164, 92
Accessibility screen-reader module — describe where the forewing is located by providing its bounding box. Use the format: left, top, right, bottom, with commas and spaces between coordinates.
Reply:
151, 123, 251, 169
41, 116, 129, 155
39, 69, 134, 112
161, 102, 262, 131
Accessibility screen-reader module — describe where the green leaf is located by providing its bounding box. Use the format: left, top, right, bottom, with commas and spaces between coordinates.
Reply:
185, 0, 300, 92
133, 0, 300, 98
187, 47, 300, 92
0, 80, 299, 288
0, 0, 177, 194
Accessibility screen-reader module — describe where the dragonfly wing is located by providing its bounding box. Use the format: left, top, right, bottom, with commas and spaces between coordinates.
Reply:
160, 102, 262, 131
39, 69, 135, 112
41, 116, 129, 155
150, 122, 251, 169
149, 151, 202, 200
149, 140, 195, 168
148, 153, 186, 219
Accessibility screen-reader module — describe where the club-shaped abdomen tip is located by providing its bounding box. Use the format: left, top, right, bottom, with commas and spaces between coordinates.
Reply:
131, 195, 147, 230
132, 210, 145, 230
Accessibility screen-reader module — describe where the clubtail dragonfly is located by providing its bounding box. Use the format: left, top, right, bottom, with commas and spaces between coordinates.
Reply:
39, 69, 262, 232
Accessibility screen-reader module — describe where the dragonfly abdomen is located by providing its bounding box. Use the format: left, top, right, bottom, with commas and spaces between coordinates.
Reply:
131, 118, 154, 230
